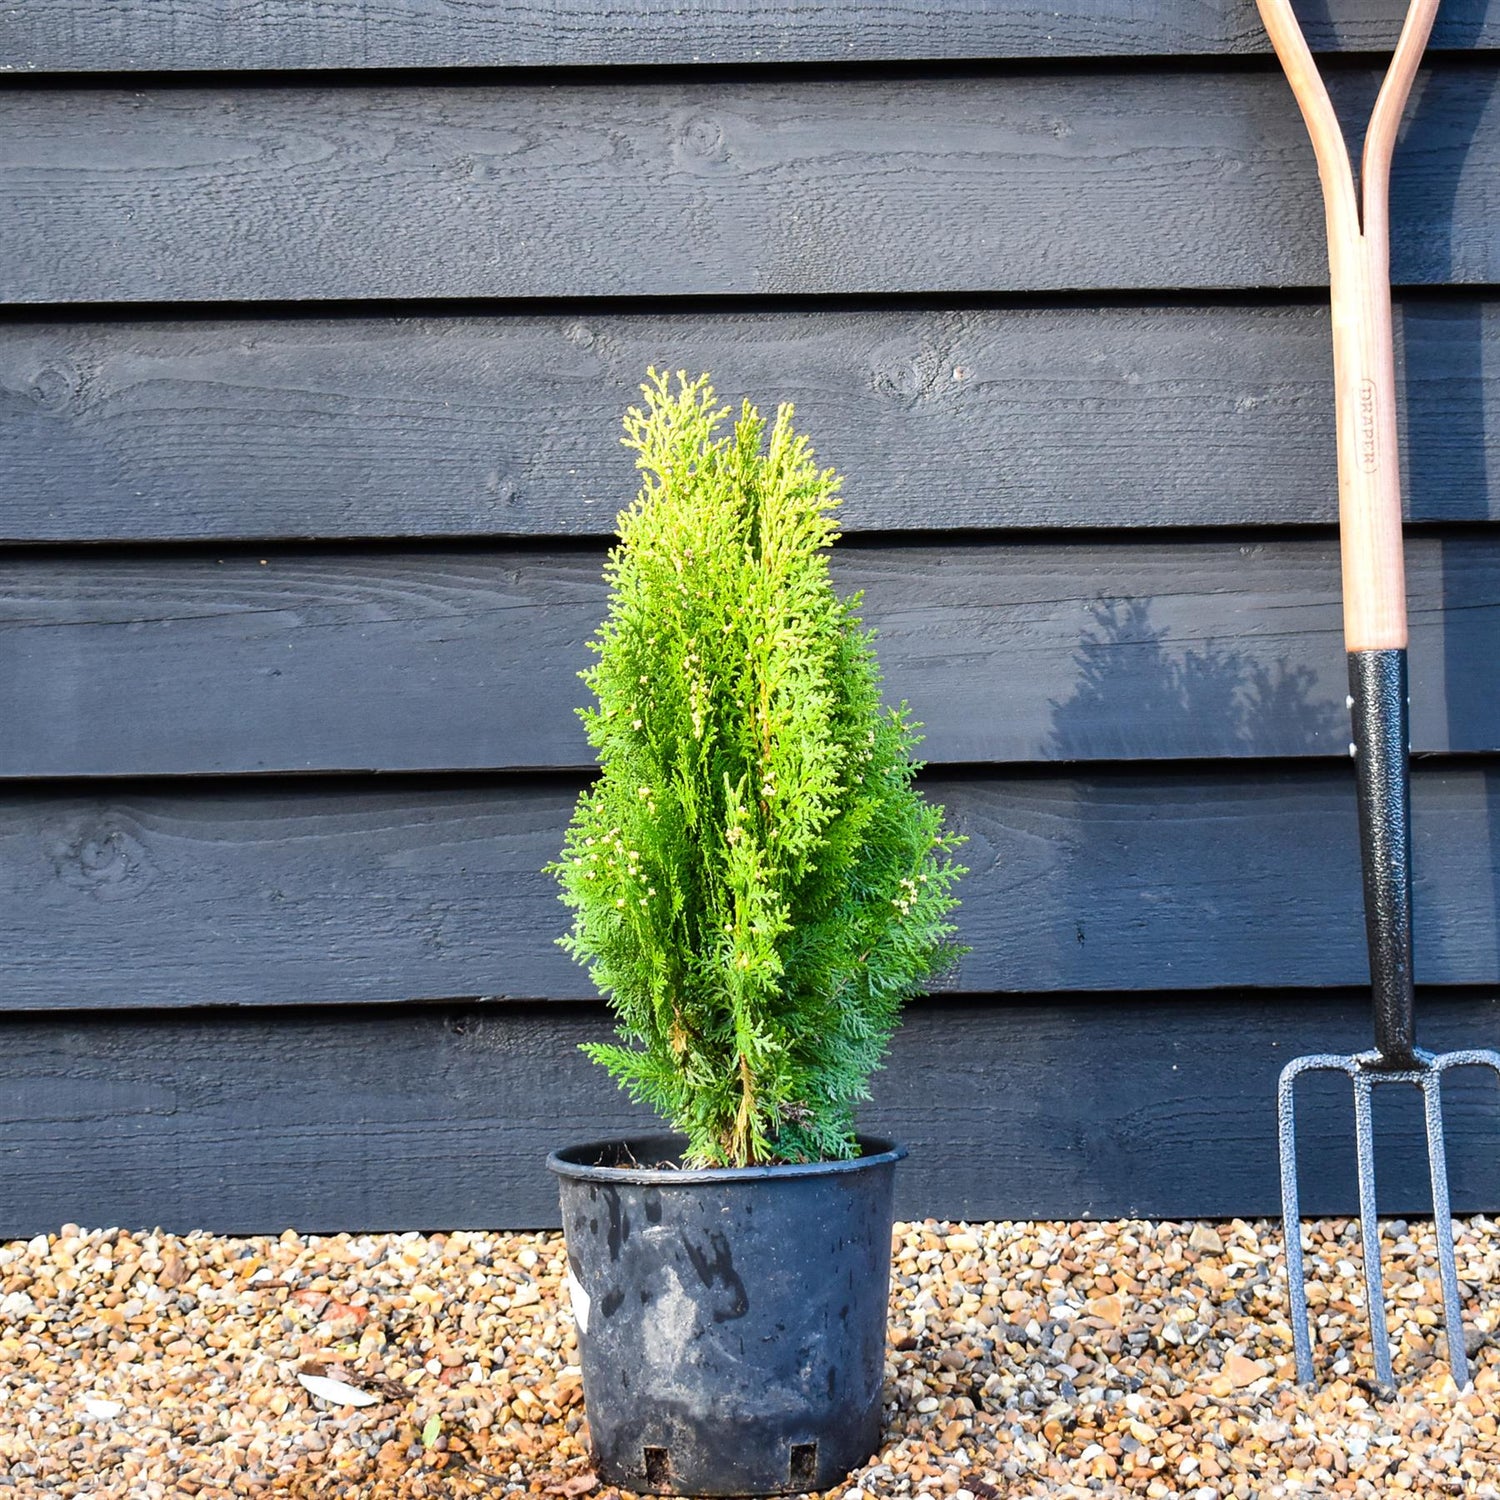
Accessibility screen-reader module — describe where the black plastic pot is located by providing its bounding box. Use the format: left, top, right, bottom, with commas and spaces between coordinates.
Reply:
547, 1135, 906, 1496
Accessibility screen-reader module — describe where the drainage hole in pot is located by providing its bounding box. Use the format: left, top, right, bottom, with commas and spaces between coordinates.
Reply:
789, 1443, 818, 1487
643, 1446, 671, 1488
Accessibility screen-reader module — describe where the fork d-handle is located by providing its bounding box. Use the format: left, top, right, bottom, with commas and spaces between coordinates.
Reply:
1350, 648, 1416, 1067
1253, 0, 1438, 1068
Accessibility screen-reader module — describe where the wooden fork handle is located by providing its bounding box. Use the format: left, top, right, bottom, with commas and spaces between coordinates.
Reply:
1255, 0, 1441, 651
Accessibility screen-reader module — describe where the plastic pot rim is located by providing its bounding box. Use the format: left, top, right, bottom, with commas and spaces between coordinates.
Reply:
547, 1134, 907, 1188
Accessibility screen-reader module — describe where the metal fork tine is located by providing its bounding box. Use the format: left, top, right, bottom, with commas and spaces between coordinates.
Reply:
1279, 1060, 1316, 1385
1352, 1073, 1396, 1393
1420, 1071, 1469, 1389
1278, 1047, 1500, 1390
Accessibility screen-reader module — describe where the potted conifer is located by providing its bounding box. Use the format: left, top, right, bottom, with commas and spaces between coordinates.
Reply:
547, 371, 965, 1496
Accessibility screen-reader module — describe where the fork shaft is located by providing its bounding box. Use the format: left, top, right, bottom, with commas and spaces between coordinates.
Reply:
1349, 649, 1416, 1067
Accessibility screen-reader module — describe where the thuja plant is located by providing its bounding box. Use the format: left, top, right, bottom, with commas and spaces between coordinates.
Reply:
551, 371, 966, 1168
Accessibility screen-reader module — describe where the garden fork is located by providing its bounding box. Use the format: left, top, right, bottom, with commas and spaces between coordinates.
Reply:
1256, 0, 1500, 1391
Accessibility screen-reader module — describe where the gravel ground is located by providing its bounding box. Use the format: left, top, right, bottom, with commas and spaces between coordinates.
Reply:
1, 1215, 1497, 1498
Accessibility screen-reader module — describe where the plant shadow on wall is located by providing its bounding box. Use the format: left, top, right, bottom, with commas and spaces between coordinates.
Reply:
1041, 594, 1350, 1208
1046, 596, 1343, 763
1395, 3, 1500, 982
1042, 588, 1344, 1005
1042, 593, 1344, 996
1400, 3, 1500, 1215
1042, 584, 1500, 1213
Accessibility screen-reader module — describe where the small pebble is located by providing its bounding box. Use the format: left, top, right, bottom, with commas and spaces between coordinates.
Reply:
0, 1215, 1496, 1496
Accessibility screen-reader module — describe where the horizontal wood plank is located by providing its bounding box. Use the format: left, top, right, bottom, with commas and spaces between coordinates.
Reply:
5, 300, 1499, 540
4, 67, 1499, 304
4, 767, 1500, 1010
7, 533, 1500, 775
4, 994, 1499, 1235
8, 0, 1499, 71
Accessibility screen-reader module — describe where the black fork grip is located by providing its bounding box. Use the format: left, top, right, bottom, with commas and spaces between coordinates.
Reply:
1348, 647, 1416, 1067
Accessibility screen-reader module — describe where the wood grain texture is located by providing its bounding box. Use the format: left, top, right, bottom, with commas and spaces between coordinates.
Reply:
4, 994, 1500, 1235
5, 300, 1499, 540
7, 0, 1498, 72
4, 66, 1499, 304
7, 533, 1500, 776
5, 767, 1500, 1010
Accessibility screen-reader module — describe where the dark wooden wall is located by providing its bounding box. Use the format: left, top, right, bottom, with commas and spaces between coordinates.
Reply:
5, 0, 1500, 1234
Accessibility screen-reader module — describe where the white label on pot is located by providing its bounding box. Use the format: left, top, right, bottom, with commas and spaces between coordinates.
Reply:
566, 1269, 591, 1335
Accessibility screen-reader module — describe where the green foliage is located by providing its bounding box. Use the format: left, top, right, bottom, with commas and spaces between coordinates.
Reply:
550, 371, 967, 1167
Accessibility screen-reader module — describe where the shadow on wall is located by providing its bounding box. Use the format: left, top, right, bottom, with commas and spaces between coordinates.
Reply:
914, 19, 1500, 1215
1038, 583, 1500, 1212
1411, 14, 1500, 1217
1405, 13, 1500, 985
1035, 595, 1347, 1206
1300, 0, 1500, 1205
1019, 6, 1500, 1215
1035, 593, 1345, 1005
1045, 596, 1343, 763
